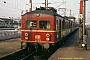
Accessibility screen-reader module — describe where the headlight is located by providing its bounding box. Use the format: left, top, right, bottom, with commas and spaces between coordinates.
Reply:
46, 38, 50, 41
46, 33, 50, 37
46, 33, 50, 41
25, 37, 28, 40
36, 13, 40, 17
25, 33, 28, 36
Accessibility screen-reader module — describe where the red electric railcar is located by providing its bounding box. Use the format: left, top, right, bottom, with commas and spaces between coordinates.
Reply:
21, 7, 78, 51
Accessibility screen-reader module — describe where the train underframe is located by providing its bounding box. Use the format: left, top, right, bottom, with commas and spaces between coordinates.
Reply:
21, 42, 60, 54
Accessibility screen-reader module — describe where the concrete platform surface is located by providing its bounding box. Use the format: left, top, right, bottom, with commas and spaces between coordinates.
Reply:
48, 30, 90, 60
0, 38, 21, 58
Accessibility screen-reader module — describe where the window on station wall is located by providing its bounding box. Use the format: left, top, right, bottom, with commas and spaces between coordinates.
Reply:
39, 20, 50, 29
26, 20, 37, 28
56, 20, 58, 30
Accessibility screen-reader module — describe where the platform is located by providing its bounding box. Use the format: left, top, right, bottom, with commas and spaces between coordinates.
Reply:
0, 38, 21, 58
48, 29, 90, 60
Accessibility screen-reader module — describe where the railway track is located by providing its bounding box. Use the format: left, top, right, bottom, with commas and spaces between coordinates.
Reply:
0, 49, 33, 60
0, 49, 52, 60
21, 50, 53, 60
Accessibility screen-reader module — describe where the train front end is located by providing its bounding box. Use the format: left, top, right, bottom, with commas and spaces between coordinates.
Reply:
21, 9, 56, 50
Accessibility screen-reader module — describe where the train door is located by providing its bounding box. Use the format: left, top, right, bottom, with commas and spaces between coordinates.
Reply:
71, 22, 73, 32
59, 19, 61, 40
56, 20, 59, 41
66, 20, 69, 35
56, 20, 58, 30
69, 21, 71, 33
61, 19, 63, 39
62, 20, 65, 37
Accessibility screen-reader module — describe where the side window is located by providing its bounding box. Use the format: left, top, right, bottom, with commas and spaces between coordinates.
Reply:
62, 20, 64, 29
59, 19, 61, 30
26, 20, 36, 28
39, 20, 50, 29
56, 20, 58, 30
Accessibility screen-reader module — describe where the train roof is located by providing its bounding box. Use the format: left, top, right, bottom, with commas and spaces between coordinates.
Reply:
22, 7, 64, 18
22, 7, 74, 21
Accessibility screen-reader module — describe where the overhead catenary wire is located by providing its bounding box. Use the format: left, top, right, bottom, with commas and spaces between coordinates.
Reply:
0, 0, 22, 18
0, 4, 21, 11
51, 0, 59, 7
1, 0, 28, 11
4, 1, 22, 10
20, 0, 29, 5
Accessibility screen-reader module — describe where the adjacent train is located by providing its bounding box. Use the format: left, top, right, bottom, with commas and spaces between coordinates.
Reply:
21, 7, 78, 51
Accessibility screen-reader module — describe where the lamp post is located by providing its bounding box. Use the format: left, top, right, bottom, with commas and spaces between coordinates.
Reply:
78, 0, 88, 49
78, 0, 83, 48
83, 0, 86, 37
82, 0, 88, 50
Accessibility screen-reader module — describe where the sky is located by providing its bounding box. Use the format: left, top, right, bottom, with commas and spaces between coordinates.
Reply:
0, 0, 90, 22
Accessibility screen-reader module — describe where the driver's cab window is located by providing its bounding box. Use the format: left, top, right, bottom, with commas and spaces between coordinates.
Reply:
39, 20, 50, 29
26, 20, 36, 28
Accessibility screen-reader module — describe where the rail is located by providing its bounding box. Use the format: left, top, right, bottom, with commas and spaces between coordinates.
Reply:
0, 49, 50, 60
